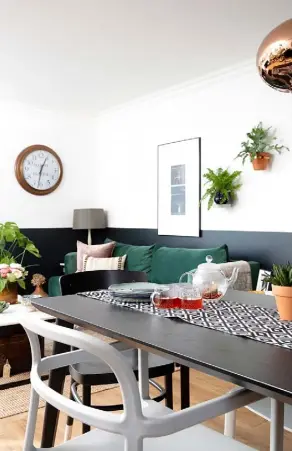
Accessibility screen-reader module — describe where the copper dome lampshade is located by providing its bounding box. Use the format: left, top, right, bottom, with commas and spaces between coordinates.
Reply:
257, 19, 292, 93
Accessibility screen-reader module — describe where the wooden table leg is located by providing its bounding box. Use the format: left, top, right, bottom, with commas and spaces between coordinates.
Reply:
40, 319, 72, 448
180, 365, 190, 409
165, 372, 173, 409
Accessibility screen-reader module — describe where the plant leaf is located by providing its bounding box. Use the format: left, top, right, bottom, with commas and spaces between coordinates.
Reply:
201, 167, 241, 210
17, 279, 26, 289
236, 122, 289, 164
0, 278, 7, 292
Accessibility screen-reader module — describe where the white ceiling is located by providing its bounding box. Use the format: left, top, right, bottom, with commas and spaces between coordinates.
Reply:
0, 0, 291, 114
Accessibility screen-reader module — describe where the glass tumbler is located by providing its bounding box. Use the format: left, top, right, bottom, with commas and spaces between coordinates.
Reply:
151, 285, 181, 309
178, 284, 203, 310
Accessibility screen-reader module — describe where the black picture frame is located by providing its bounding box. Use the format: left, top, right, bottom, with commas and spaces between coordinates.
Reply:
157, 137, 201, 237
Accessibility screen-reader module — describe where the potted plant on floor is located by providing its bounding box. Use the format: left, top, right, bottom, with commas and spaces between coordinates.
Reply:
201, 167, 242, 210
0, 222, 40, 304
263, 263, 292, 320
236, 122, 289, 170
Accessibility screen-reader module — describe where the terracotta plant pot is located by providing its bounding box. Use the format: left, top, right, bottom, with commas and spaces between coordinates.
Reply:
272, 285, 292, 320
251, 152, 271, 170
0, 283, 18, 304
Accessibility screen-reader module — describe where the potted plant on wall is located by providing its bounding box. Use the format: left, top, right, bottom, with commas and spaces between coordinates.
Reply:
0, 222, 40, 304
263, 263, 292, 320
201, 168, 242, 210
236, 122, 289, 170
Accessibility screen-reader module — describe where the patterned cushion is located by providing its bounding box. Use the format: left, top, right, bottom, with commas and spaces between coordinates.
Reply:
76, 241, 115, 272
83, 254, 127, 271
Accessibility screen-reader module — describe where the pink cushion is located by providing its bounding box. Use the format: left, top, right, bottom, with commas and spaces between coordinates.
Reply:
76, 241, 116, 272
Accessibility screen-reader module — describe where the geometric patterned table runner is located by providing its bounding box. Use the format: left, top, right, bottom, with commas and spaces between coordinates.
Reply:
80, 290, 292, 350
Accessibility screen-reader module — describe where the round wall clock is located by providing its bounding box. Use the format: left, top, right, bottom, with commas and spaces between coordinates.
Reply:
15, 144, 63, 195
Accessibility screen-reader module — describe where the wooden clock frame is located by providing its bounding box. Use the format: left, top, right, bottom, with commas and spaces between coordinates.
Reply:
15, 144, 63, 196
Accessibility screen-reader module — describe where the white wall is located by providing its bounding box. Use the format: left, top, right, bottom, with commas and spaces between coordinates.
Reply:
0, 102, 96, 228
7, 58, 291, 233
94, 60, 292, 233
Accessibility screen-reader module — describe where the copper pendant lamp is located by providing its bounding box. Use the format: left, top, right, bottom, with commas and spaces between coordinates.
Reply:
257, 19, 292, 92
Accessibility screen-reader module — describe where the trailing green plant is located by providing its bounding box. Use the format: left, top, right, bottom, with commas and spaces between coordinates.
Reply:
263, 263, 292, 288
201, 168, 242, 210
236, 122, 289, 164
0, 222, 40, 292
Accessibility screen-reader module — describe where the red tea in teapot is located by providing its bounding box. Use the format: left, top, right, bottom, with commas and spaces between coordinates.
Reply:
202, 289, 222, 300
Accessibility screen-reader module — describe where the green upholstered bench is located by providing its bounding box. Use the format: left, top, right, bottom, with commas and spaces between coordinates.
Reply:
48, 241, 260, 297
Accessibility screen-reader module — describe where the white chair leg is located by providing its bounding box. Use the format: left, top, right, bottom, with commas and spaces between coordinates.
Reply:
224, 410, 236, 438
64, 382, 74, 442
270, 399, 284, 451
138, 349, 149, 399
126, 436, 143, 451
23, 388, 39, 451
64, 424, 73, 442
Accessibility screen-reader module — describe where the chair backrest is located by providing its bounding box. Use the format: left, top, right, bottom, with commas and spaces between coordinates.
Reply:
21, 316, 262, 450
21, 316, 144, 450
60, 270, 147, 295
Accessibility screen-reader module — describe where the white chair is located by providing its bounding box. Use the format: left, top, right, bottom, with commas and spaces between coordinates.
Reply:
248, 398, 292, 432
224, 271, 289, 448
21, 315, 263, 450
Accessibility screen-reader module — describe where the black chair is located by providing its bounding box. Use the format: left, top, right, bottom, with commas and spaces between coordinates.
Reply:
60, 270, 176, 436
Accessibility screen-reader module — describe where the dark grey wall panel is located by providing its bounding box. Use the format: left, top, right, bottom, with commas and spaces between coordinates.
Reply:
106, 228, 292, 269
19, 227, 292, 292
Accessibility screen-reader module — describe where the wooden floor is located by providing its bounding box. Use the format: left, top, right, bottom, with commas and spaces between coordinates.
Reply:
0, 369, 292, 451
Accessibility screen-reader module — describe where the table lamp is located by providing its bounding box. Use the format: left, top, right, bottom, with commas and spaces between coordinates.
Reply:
73, 209, 106, 245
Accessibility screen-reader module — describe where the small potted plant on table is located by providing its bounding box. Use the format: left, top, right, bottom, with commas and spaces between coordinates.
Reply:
263, 263, 292, 320
0, 222, 40, 304
236, 122, 289, 170
201, 167, 242, 210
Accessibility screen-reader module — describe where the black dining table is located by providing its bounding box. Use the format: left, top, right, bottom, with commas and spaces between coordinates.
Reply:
32, 290, 291, 451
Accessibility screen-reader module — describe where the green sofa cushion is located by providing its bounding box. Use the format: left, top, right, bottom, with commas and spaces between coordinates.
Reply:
248, 261, 261, 290
105, 239, 154, 277
48, 275, 62, 297
151, 245, 228, 284
64, 252, 77, 274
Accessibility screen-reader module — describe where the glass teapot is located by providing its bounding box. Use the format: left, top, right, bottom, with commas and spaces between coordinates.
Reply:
179, 255, 238, 301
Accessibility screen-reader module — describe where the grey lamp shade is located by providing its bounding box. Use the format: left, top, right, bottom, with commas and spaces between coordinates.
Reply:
73, 209, 106, 230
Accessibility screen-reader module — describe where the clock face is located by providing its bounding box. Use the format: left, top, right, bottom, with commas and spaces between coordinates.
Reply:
15, 145, 63, 195
23, 150, 61, 191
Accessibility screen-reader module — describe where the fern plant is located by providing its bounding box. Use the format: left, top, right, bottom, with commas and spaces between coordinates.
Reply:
201, 168, 242, 210
236, 122, 289, 164
263, 263, 292, 287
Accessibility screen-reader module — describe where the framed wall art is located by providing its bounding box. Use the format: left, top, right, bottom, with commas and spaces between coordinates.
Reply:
256, 269, 271, 292
157, 137, 201, 237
